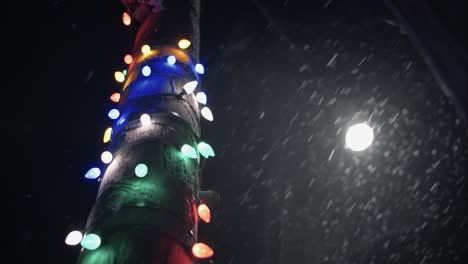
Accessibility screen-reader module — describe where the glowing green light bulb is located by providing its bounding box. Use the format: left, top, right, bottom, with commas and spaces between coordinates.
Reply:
135, 163, 148, 177
197, 142, 215, 158
181, 144, 197, 159
80, 233, 101, 250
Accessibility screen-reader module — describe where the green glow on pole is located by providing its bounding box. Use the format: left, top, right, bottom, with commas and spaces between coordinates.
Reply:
80, 233, 101, 250
181, 144, 197, 159
197, 142, 215, 158
135, 163, 148, 177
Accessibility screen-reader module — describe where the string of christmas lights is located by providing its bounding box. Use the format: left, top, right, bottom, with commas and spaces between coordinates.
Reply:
67, 5, 217, 261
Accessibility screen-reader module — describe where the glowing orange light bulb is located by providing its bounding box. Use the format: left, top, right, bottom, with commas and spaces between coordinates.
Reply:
192, 243, 213, 259
124, 54, 133, 64
122, 12, 131, 26
198, 204, 211, 223
110, 93, 121, 103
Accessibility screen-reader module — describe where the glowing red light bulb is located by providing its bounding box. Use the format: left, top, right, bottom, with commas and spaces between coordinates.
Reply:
124, 54, 133, 65
192, 243, 213, 259
198, 204, 211, 223
110, 93, 121, 103
122, 12, 131, 26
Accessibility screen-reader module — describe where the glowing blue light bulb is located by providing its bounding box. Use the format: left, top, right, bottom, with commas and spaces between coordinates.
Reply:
122, 69, 127, 76
108, 109, 120, 120
167, 55, 176, 65
84, 168, 101, 179
142, 65, 151, 76
195, 63, 205, 74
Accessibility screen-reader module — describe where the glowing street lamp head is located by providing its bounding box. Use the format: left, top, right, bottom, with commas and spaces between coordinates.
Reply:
345, 123, 374, 151
178, 39, 191, 49
141, 44, 151, 55
183, 80, 198, 94
140, 113, 151, 126
65, 231, 83, 246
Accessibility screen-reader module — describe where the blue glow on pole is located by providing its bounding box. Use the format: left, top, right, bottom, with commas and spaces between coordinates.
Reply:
195, 63, 205, 74
84, 168, 101, 179
167, 55, 176, 65
108, 109, 120, 120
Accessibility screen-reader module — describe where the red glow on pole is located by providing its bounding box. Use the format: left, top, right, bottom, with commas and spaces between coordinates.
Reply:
198, 204, 211, 223
192, 243, 213, 259
110, 93, 121, 103
122, 12, 131, 26
124, 54, 133, 64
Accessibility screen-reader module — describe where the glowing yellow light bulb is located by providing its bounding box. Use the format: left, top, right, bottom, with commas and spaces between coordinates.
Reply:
114, 71, 125, 83
141, 44, 151, 55
178, 39, 191, 49
103, 127, 112, 143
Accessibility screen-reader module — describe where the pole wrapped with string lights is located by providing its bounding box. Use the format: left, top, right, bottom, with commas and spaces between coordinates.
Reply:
70, 1, 218, 263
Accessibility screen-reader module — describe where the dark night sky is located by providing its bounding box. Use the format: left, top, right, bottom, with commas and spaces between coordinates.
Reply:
21, 0, 466, 263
